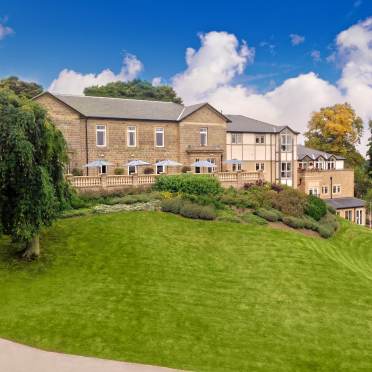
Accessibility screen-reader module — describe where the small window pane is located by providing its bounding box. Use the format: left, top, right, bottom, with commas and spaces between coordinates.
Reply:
156, 128, 164, 147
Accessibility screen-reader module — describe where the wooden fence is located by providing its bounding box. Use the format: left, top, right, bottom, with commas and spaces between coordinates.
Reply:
67, 172, 263, 190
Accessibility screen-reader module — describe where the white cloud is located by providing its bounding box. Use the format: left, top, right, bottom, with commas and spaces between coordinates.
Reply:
0, 18, 14, 40
172, 31, 255, 103
171, 19, 372, 155
311, 50, 321, 62
49, 54, 143, 94
152, 77, 162, 86
326, 52, 336, 63
289, 34, 305, 46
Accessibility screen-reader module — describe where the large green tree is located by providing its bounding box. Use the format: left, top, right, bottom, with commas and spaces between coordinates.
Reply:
367, 119, 372, 179
304, 103, 364, 168
84, 79, 183, 104
0, 89, 70, 258
0, 76, 43, 99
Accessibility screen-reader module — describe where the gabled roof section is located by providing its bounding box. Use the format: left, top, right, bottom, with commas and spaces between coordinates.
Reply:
297, 145, 345, 161
33, 92, 230, 122
226, 114, 299, 134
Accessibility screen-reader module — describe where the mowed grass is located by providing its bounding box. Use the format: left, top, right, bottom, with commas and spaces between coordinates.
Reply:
1, 212, 372, 371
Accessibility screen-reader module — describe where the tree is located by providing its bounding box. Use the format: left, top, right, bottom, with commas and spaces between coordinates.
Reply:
84, 79, 183, 104
0, 76, 43, 99
304, 103, 364, 168
367, 119, 372, 178
0, 90, 70, 258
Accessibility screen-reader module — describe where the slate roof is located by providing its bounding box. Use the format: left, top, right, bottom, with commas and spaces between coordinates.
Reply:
325, 197, 366, 209
297, 145, 345, 160
226, 114, 298, 134
35, 93, 230, 122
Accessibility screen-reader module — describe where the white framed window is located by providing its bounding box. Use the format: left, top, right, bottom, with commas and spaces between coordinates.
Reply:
255, 163, 265, 171
309, 187, 319, 197
280, 133, 292, 152
99, 165, 107, 175
356, 209, 363, 225
321, 186, 329, 194
231, 133, 243, 144
128, 165, 137, 175
332, 185, 341, 194
96, 125, 106, 147
200, 128, 208, 146
155, 127, 164, 147
255, 135, 265, 144
232, 163, 241, 171
345, 210, 352, 221
281, 162, 291, 179
127, 126, 136, 147
207, 158, 216, 173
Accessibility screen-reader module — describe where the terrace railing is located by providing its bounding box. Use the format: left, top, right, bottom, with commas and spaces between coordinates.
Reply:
67, 171, 263, 190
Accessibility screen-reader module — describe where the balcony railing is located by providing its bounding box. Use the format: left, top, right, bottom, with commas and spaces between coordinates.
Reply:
67, 171, 263, 190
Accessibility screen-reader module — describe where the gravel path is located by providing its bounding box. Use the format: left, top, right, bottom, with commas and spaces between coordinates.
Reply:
0, 338, 179, 372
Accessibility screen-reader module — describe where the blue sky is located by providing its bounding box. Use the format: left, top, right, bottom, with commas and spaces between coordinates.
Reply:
0, 0, 369, 89
1, 0, 372, 153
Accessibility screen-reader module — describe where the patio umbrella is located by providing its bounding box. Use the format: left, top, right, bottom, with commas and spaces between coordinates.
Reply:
154, 159, 182, 174
84, 159, 113, 168
223, 159, 242, 165
191, 160, 217, 168
124, 160, 150, 166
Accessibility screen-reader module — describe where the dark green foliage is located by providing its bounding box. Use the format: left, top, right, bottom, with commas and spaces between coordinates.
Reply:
179, 202, 216, 220
0, 76, 43, 99
241, 212, 268, 225
255, 208, 280, 222
183, 193, 224, 209
160, 198, 183, 214
114, 168, 124, 175
84, 79, 182, 104
282, 216, 305, 229
305, 195, 327, 221
154, 174, 222, 195
327, 204, 336, 215
272, 188, 307, 217
0, 90, 70, 252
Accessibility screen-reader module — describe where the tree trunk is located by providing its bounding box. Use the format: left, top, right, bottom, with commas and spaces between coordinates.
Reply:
23, 234, 40, 259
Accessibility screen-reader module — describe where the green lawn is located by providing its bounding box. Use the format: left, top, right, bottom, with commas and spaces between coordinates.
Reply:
1, 212, 372, 371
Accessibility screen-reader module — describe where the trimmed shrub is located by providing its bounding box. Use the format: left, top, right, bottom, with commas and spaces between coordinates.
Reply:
179, 202, 216, 220
327, 204, 337, 215
282, 216, 305, 229
183, 193, 224, 209
320, 212, 339, 232
160, 197, 183, 214
72, 168, 83, 176
272, 188, 307, 217
241, 212, 268, 225
303, 217, 320, 231
255, 208, 280, 222
144, 167, 154, 174
318, 225, 334, 238
305, 195, 327, 221
181, 166, 191, 173
154, 174, 222, 195
244, 187, 275, 209
114, 168, 124, 175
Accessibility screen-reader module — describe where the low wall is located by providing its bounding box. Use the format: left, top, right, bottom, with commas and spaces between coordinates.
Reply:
67, 172, 263, 192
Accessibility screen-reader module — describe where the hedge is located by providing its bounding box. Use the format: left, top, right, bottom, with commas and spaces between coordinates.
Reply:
180, 202, 216, 220
154, 174, 222, 195
255, 208, 280, 222
305, 195, 327, 221
282, 216, 305, 229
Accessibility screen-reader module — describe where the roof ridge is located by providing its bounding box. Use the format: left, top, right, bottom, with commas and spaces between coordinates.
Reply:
51, 92, 184, 106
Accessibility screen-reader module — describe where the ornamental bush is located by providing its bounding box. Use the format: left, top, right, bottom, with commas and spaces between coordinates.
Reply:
271, 188, 307, 217
114, 168, 124, 175
179, 202, 216, 220
318, 225, 334, 238
255, 208, 280, 222
154, 174, 222, 195
282, 216, 305, 229
304, 195, 327, 221
160, 197, 183, 214
241, 212, 268, 225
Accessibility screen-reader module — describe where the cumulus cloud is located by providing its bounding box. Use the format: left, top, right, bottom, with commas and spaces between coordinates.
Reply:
289, 33, 305, 46
172, 32, 255, 103
171, 19, 372, 155
0, 17, 14, 40
49, 54, 143, 94
152, 77, 162, 86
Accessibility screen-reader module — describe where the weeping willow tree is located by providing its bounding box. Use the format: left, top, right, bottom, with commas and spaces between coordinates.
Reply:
0, 89, 70, 258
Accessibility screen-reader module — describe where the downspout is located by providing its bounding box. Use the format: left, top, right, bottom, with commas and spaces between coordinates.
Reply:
85, 118, 89, 176
330, 176, 333, 199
